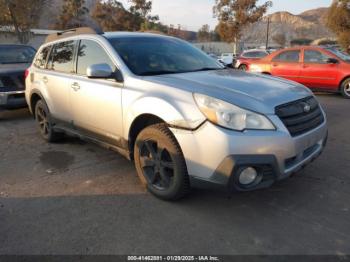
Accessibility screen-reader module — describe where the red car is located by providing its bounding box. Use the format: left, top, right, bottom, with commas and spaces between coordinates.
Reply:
234, 49, 270, 71
248, 46, 350, 98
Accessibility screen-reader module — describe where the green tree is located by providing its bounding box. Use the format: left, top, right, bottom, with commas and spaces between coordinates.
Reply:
327, 0, 350, 51
128, 0, 158, 31
0, 0, 48, 43
92, 0, 133, 31
198, 24, 211, 42
55, 0, 89, 29
213, 0, 272, 43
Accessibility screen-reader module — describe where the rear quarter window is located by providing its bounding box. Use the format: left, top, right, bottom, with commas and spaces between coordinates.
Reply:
34, 46, 51, 69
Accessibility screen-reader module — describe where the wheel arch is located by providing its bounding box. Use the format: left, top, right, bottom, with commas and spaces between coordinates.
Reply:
339, 75, 350, 91
128, 113, 166, 157
29, 90, 45, 117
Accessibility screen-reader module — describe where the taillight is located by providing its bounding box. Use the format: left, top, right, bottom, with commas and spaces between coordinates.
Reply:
24, 68, 30, 79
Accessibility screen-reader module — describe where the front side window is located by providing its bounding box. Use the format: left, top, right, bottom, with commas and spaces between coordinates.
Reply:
47, 40, 76, 73
0, 45, 36, 64
273, 50, 300, 63
34, 46, 51, 69
77, 40, 116, 75
304, 50, 330, 64
108, 36, 223, 76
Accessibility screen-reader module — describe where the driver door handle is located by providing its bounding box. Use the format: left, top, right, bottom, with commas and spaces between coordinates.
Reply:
71, 82, 80, 91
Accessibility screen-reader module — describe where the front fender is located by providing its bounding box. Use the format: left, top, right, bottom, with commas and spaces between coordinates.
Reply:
124, 96, 206, 137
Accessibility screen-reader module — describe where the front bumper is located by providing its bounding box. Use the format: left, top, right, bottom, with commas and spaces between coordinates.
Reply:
0, 91, 27, 110
171, 112, 328, 191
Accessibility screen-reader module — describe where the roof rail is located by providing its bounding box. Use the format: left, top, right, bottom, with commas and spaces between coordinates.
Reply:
45, 27, 104, 43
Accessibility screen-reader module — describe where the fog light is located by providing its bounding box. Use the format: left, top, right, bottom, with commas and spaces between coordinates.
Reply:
239, 167, 258, 185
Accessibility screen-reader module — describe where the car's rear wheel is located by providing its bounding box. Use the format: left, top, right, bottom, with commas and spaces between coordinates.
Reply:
134, 124, 190, 200
340, 78, 350, 99
238, 64, 248, 71
35, 100, 63, 142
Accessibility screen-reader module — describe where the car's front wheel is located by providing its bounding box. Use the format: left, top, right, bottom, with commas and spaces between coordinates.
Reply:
340, 78, 350, 99
134, 124, 190, 200
238, 64, 248, 71
34, 100, 63, 142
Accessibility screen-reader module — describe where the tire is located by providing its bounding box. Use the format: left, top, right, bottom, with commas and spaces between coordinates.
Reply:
34, 100, 63, 142
340, 78, 350, 99
238, 64, 248, 71
134, 123, 190, 200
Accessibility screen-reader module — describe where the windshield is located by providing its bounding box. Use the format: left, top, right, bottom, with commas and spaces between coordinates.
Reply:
108, 36, 224, 76
0, 45, 36, 64
326, 48, 350, 63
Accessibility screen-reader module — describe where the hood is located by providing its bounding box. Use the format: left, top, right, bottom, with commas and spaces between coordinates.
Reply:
0, 63, 30, 74
144, 69, 312, 114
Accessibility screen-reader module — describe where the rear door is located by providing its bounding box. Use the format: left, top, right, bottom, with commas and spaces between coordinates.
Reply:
69, 39, 123, 144
300, 49, 340, 89
270, 49, 302, 82
44, 40, 77, 123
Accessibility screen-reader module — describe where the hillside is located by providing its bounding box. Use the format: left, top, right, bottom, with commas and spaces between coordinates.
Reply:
242, 8, 334, 45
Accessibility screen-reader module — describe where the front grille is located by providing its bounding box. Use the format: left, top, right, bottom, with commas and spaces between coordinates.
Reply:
0, 73, 25, 92
276, 96, 324, 137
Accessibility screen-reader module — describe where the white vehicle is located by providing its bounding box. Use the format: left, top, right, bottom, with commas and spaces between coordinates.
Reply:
219, 53, 235, 67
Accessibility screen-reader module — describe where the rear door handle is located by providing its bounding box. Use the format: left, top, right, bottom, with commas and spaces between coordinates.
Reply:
42, 76, 48, 83
71, 82, 81, 91
272, 63, 278, 67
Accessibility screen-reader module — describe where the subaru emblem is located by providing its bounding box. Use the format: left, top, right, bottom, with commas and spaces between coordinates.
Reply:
303, 103, 311, 113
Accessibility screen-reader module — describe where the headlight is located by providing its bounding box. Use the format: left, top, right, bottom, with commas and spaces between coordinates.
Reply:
194, 94, 275, 131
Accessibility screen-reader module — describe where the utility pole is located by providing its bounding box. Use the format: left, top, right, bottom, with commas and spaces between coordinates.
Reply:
265, 17, 270, 50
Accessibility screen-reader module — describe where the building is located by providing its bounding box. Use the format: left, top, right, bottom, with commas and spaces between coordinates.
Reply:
0, 27, 60, 49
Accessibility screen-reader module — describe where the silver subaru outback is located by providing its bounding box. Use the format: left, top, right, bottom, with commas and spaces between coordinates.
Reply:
25, 28, 328, 200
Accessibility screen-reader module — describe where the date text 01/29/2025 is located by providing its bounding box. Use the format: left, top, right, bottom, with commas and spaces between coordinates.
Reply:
127, 255, 220, 261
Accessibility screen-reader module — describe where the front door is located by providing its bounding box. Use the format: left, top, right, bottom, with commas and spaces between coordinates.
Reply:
300, 49, 340, 89
70, 39, 123, 145
270, 49, 302, 82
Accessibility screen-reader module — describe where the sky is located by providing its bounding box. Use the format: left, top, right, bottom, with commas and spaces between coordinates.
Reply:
119, 0, 333, 31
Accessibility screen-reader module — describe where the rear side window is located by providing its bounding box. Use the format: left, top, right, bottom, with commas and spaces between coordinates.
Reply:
273, 50, 300, 62
47, 40, 76, 73
34, 46, 51, 69
77, 40, 116, 75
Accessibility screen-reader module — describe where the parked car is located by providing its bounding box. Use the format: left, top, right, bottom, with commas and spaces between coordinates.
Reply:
219, 53, 236, 67
248, 46, 350, 98
26, 28, 328, 200
235, 49, 270, 71
0, 44, 36, 110
207, 53, 218, 60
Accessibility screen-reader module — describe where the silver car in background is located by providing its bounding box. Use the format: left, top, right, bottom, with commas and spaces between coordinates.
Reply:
25, 28, 328, 200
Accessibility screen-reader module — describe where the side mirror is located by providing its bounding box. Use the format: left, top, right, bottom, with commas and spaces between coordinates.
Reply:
327, 58, 339, 64
87, 63, 124, 82
87, 63, 113, 79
